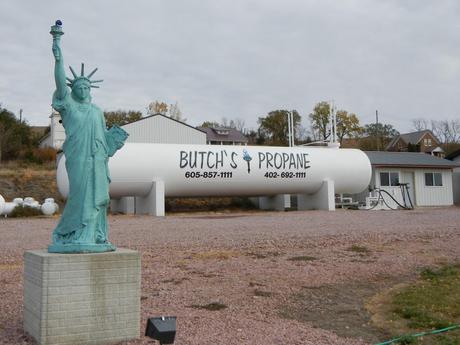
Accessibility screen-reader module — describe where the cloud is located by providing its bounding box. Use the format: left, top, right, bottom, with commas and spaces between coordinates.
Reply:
1, 0, 459, 133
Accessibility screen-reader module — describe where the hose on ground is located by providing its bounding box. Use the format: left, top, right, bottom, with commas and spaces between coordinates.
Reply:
374, 324, 460, 345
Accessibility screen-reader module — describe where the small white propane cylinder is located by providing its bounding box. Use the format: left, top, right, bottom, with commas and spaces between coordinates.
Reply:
2, 202, 17, 216
0, 195, 5, 215
13, 198, 24, 205
41, 198, 58, 216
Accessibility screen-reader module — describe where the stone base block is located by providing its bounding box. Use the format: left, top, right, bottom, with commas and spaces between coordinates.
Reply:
23, 248, 141, 345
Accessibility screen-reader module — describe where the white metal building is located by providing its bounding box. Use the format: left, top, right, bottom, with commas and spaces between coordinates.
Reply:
40, 112, 206, 147
354, 151, 458, 208
446, 149, 460, 204
122, 113, 206, 145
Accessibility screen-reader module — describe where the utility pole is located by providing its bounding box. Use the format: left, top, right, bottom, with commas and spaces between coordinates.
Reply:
287, 111, 291, 147
286, 110, 295, 147
329, 101, 337, 144
19, 109, 23, 148
376, 109, 379, 151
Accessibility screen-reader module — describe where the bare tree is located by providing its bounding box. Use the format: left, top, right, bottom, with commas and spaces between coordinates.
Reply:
234, 118, 246, 132
430, 120, 460, 143
168, 102, 186, 122
411, 118, 429, 131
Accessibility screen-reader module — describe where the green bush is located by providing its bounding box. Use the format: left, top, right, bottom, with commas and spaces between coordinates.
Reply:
9, 205, 42, 218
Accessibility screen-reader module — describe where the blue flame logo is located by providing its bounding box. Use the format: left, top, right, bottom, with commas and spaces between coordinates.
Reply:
242, 149, 252, 173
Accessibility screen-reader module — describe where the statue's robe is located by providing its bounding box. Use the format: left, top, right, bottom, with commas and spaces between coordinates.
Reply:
51, 90, 112, 245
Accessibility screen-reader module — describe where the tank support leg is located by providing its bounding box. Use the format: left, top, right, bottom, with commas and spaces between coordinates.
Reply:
297, 179, 335, 211
258, 194, 290, 211
110, 197, 135, 214
135, 180, 165, 216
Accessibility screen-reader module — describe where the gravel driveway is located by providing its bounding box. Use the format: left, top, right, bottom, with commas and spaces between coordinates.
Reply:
1, 207, 459, 345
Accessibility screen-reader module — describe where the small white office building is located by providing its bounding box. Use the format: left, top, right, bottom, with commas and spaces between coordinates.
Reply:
355, 151, 458, 208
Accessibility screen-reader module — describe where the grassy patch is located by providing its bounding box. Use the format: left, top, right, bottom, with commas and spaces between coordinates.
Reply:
191, 250, 238, 260
370, 264, 460, 345
249, 281, 266, 287
347, 245, 371, 255
254, 289, 273, 297
395, 335, 418, 344
161, 277, 189, 285
9, 206, 42, 218
0, 263, 21, 270
189, 302, 227, 311
246, 251, 283, 259
287, 255, 316, 262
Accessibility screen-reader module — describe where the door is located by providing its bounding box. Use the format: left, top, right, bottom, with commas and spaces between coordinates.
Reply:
402, 171, 416, 207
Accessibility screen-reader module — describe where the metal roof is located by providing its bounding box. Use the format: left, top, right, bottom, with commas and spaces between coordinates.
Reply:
364, 151, 459, 168
123, 113, 207, 134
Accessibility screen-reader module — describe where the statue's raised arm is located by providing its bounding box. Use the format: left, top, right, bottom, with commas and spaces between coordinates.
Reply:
50, 20, 66, 100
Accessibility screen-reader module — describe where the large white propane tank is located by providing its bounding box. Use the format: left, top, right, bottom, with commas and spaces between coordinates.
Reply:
57, 143, 372, 198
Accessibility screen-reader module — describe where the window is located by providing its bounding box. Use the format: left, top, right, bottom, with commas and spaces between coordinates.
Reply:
380, 172, 399, 186
424, 138, 432, 147
425, 172, 442, 186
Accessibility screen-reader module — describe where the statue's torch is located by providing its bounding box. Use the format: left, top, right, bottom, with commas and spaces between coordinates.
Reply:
50, 20, 64, 42
242, 149, 252, 173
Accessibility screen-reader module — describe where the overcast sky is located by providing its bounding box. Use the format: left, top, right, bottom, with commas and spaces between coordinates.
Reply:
1, 0, 459, 133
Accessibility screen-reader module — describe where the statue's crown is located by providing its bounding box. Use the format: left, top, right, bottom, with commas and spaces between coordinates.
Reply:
67, 63, 103, 89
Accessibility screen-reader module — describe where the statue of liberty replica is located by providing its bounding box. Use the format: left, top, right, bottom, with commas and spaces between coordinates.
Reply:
48, 20, 128, 253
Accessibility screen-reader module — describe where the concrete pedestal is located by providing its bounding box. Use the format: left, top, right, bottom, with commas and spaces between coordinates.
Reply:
23, 249, 141, 345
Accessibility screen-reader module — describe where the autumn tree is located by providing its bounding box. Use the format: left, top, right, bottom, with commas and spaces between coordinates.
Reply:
309, 101, 331, 141
309, 102, 362, 143
336, 110, 362, 143
104, 110, 142, 127
359, 123, 399, 151
147, 100, 187, 122
258, 110, 301, 146
147, 101, 168, 115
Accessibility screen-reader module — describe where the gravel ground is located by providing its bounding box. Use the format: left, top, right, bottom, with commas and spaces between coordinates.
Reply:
1, 207, 459, 345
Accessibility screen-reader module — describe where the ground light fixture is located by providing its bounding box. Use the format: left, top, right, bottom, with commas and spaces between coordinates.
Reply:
145, 316, 177, 344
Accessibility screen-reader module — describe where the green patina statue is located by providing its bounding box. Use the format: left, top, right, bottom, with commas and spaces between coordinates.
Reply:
48, 21, 128, 253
